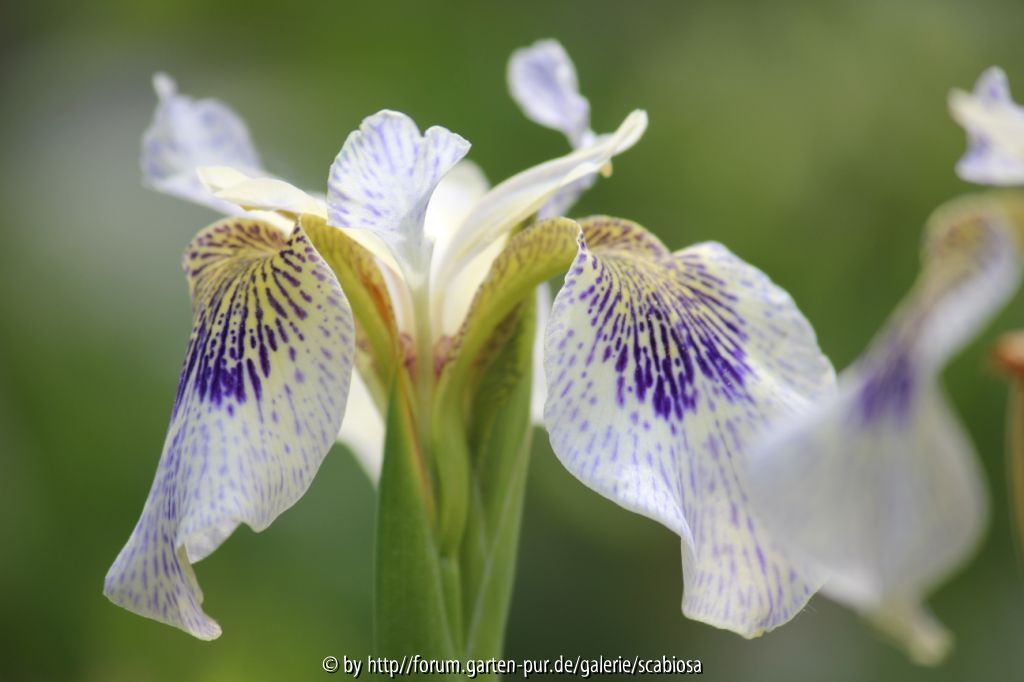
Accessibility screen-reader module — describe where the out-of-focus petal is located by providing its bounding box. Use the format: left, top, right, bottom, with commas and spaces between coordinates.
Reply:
950, 67, 1024, 185
104, 218, 355, 639
538, 173, 598, 220
746, 195, 1023, 663
434, 110, 647, 293
327, 110, 470, 278
543, 217, 835, 637
508, 39, 592, 148
141, 74, 264, 212
337, 368, 384, 484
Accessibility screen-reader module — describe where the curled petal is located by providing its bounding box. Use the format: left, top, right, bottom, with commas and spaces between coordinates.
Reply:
202, 167, 328, 219
104, 218, 355, 639
950, 67, 1024, 185
746, 195, 1023, 663
434, 110, 647, 294
141, 74, 264, 212
508, 39, 592, 148
543, 217, 835, 636
327, 110, 470, 277
201, 167, 404, 284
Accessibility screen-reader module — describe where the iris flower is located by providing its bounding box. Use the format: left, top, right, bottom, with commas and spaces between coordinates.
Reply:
744, 68, 1024, 664
105, 40, 834, 645
949, 67, 1024, 185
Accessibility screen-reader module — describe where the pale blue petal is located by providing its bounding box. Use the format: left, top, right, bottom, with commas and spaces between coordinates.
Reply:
950, 67, 1024, 185
141, 74, 264, 212
327, 110, 470, 277
747, 199, 1022, 662
508, 39, 592, 148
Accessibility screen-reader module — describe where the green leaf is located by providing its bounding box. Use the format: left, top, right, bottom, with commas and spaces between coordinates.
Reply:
374, 378, 455, 658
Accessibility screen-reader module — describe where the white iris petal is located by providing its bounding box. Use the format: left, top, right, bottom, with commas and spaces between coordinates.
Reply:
951, 66, 1024, 186
327, 110, 471, 282
508, 39, 592, 148
747, 200, 1023, 664
141, 74, 265, 214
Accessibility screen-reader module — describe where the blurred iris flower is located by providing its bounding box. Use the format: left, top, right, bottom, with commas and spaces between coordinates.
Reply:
949, 67, 1024, 185
743, 66, 1024, 665
104, 40, 838, 649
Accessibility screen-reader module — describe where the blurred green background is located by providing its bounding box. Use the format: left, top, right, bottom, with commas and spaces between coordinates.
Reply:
3, 0, 1024, 680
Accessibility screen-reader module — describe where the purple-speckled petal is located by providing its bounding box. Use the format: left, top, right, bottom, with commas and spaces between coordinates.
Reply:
543, 217, 835, 637
327, 110, 470, 276
104, 218, 355, 639
508, 39, 592, 148
141, 74, 265, 213
747, 197, 1022, 664
950, 67, 1024, 186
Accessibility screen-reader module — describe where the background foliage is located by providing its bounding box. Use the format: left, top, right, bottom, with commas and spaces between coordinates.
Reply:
3, 1, 1024, 679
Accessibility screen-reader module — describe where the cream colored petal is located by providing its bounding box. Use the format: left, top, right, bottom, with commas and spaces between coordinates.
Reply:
432, 110, 647, 293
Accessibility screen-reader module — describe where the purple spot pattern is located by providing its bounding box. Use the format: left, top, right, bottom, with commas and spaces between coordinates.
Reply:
543, 217, 834, 636
104, 219, 354, 639
327, 110, 469, 265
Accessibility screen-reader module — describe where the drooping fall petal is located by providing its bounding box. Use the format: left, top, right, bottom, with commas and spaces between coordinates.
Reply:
104, 218, 355, 639
746, 195, 1023, 664
542, 216, 836, 637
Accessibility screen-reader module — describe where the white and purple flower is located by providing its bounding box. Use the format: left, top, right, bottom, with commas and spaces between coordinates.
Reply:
106, 41, 837, 645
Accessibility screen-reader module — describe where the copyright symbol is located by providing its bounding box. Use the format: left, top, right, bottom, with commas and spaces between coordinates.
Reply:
322, 656, 339, 673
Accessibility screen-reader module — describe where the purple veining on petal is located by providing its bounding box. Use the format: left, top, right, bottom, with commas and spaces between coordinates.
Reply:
856, 349, 915, 425
104, 219, 355, 639
544, 217, 833, 636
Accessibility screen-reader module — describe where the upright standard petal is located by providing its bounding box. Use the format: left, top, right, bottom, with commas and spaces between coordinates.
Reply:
543, 217, 835, 637
141, 74, 264, 212
104, 218, 355, 639
433, 111, 647, 296
746, 195, 1023, 664
508, 39, 592, 148
950, 67, 1024, 185
327, 110, 470, 278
